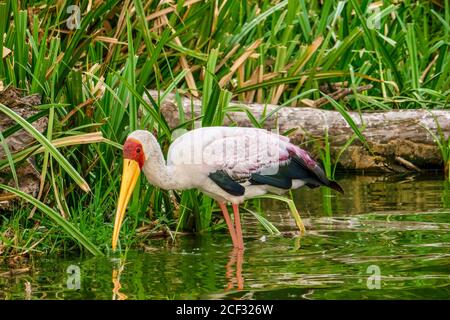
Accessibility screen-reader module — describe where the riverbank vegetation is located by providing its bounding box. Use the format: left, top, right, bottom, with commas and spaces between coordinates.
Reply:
0, 0, 449, 258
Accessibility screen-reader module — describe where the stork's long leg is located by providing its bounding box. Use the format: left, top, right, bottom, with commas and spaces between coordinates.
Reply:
218, 202, 238, 247
232, 203, 244, 250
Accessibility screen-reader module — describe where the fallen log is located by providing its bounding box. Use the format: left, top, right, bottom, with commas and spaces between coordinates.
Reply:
152, 90, 449, 173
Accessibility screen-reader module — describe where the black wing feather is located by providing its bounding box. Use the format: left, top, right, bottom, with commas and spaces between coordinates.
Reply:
290, 154, 344, 193
209, 152, 344, 196
248, 154, 344, 194
250, 173, 292, 189
209, 170, 245, 196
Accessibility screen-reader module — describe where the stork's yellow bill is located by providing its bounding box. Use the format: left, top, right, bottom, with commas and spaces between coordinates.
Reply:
112, 138, 145, 251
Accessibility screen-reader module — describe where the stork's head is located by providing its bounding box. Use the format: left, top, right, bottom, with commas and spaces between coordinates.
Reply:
112, 130, 152, 251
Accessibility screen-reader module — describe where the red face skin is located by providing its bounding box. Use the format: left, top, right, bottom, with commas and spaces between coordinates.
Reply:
123, 138, 145, 169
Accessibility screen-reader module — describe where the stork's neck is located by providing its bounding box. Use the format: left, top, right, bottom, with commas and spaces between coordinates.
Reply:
141, 142, 182, 191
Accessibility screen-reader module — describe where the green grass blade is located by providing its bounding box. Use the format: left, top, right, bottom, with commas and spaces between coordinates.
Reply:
252, 194, 305, 235
321, 94, 370, 151
406, 23, 420, 90
243, 207, 280, 235
202, 48, 219, 115
229, 0, 288, 46
113, 72, 172, 138
0, 103, 90, 192
0, 130, 19, 188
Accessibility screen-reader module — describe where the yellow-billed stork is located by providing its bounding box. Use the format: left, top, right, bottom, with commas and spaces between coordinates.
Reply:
112, 127, 343, 251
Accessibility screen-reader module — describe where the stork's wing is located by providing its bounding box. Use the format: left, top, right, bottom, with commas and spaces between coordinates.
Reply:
202, 129, 343, 195
167, 127, 343, 196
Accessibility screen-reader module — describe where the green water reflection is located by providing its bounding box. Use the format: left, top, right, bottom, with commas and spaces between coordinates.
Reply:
1, 174, 449, 299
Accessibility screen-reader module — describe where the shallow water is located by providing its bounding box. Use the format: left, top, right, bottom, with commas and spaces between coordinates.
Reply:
1, 174, 450, 299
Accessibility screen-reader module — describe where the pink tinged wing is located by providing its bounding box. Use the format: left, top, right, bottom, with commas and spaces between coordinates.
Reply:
286, 144, 318, 169
202, 130, 290, 180
286, 143, 338, 190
